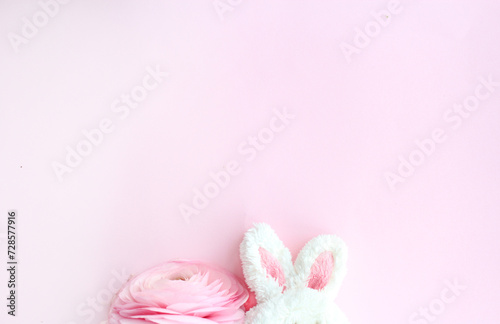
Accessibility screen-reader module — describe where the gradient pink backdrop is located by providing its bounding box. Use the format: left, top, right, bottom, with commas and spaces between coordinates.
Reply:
1, 0, 500, 323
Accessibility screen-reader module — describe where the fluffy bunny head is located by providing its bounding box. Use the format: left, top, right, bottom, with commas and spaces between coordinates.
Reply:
240, 223, 349, 324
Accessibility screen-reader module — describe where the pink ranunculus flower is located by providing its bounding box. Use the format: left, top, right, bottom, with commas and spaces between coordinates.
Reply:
108, 260, 249, 324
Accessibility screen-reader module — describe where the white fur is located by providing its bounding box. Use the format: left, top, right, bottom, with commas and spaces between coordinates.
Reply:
240, 223, 350, 324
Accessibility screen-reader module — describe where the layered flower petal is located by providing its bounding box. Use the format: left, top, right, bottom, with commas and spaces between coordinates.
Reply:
109, 260, 248, 324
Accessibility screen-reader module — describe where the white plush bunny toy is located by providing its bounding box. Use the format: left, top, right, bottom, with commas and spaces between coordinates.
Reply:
240, 223, 350, 324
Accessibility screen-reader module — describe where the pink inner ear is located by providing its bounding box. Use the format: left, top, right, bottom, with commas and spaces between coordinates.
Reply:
259, 247, 286, 289
307, 251, 334, 290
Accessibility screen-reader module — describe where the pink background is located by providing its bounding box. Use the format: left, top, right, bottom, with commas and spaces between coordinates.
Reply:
1, 0, 500, 323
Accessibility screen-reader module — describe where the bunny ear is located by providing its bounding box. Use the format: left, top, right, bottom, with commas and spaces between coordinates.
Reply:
240, 223, 294, 303
293, 234, 348, 298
